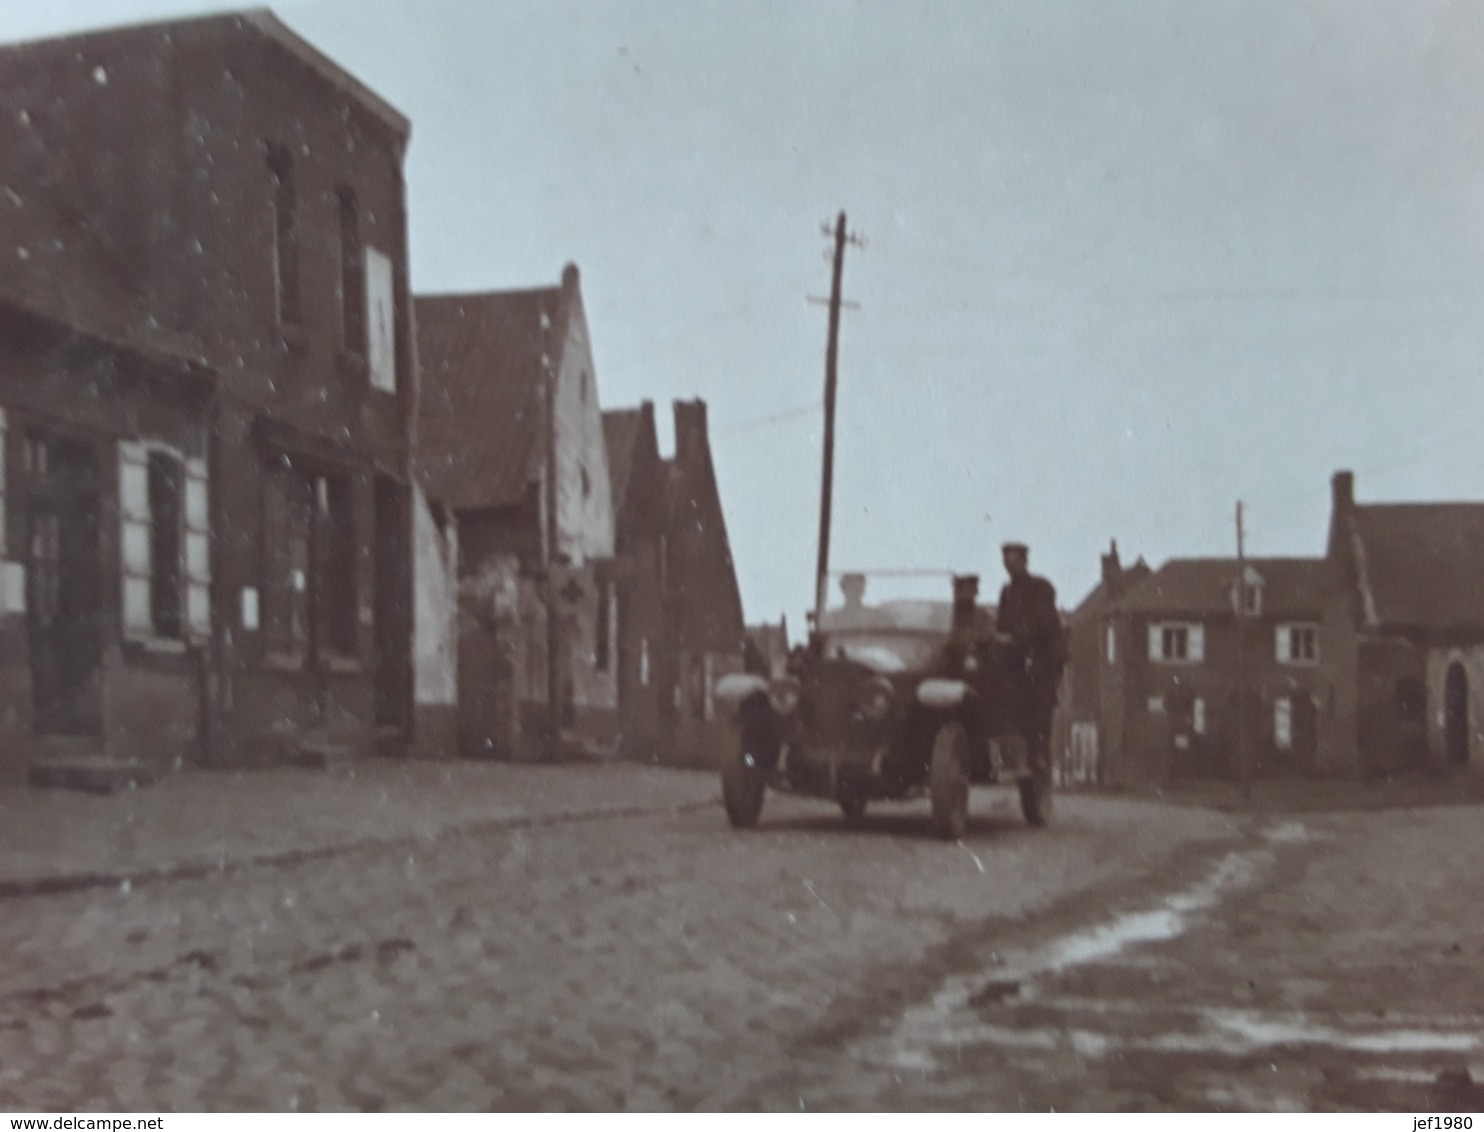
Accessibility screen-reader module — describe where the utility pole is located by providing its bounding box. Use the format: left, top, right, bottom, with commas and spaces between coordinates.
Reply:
812, 211, 864, 630
1235, 500, 1249, 796
543, 312, 562, 761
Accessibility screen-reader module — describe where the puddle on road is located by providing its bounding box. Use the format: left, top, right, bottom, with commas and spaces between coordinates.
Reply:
857, 818, 1480, 1083
1173, 1010, 1480, 1056
860, 833, 1282, 1072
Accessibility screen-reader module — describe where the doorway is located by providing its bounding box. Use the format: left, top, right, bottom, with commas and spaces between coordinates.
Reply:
1445, 662, 1469, 765
26, 434, 102, 735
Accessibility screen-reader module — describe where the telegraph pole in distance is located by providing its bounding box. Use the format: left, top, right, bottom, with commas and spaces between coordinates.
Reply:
812, 211, 864, 630
1235, 500, 1249, 796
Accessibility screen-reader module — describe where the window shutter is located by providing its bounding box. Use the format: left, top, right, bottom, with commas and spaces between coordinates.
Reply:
1148, 623, 1162, 661
119, 441, 153, 636
1188, 623, 1205, 663
184, 456, 211, 639
1275, 624, 1290, 663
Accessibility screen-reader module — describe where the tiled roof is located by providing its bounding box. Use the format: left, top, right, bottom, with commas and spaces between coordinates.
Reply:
414, 287, 561, 511
1349, 503, 1484, 630
1113, 557, 1333, 616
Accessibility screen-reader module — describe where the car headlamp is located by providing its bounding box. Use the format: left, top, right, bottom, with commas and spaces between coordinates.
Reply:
858, 678, 894, 722
768, 677, 801, 715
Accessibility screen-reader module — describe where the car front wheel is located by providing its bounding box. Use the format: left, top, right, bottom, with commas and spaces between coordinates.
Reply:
1019, 762, 1053, 827
930, 721, 970, 840
722, 740, 767, 828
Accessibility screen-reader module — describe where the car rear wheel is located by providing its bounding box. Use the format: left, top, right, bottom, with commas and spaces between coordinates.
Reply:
839, 793, 867, 827
930, 721, 970, 840
1019, 762, 1053, 827
722, 740, 767, 829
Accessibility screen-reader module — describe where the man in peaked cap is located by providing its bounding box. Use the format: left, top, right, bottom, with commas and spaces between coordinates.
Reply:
994, 542, 1066, 772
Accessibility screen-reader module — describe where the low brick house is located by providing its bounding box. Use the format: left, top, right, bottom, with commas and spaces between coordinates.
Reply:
414, 266, 619, 759
1058, 541, 1150, 786
603, 401, 673, 762
0, 12, 417, 780
1327, 470, 1484, 774
1097, 555, 1349, 785
662, 401, 745, 767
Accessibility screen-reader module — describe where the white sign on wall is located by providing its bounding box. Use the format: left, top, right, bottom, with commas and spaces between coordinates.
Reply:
365, 245, 396, 393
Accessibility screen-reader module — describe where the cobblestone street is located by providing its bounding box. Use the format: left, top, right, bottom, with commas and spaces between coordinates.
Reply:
0, 762, 1479, 1111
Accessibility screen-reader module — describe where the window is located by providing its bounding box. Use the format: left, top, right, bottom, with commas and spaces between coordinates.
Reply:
1276, 623, 1318, 665
147, 453, 183, 638
1147, 695, 1166, 715
1192, 696, 1207, 735
1105, 623, 1116, 664
338, 186, 365, 355
264, 462, 356, 661
365, 246, 397, 392
266, 144, 299, 326
1148, 621, 1204, 664
319, 476, 357, 657
639, 637, 651, 687
1274, 696, 1293, 750
119, 442, 210, 643
595, 580, 612, 672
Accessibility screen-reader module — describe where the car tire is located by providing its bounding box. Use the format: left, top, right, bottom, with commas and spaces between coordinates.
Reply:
722, 741, 767, 829
930, 721, 970, 841
1019, 763, 1053, 827
839, 794, 867, 827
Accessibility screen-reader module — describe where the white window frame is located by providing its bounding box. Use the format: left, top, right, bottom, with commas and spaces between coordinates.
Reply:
119, 440, 210, 646
1276, 622, 1319, 666
1148, 620, 1204, 665
365, 245, 397, 393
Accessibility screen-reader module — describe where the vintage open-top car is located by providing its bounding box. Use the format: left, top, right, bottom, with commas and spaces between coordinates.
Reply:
716, 574, 1052, 839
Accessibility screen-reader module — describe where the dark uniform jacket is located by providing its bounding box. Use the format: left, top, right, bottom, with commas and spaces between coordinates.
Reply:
996, 573, 1066, 691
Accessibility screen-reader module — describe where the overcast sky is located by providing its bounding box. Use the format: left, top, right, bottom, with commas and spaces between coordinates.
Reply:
6, 1, 1484, 627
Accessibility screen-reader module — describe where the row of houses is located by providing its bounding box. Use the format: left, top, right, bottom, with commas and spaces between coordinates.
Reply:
1061, 471, 1484, 785
0, 11, 745, 784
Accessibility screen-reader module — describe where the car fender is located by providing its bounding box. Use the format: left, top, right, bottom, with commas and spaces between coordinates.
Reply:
917, 678, 970, 709
715, 672, 769, 710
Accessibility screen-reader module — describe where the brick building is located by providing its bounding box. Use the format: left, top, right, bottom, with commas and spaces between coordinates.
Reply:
0, 12, 416, 781
603, 401, 673, 762
414, 266, 619, 759
662, 401, 745, 766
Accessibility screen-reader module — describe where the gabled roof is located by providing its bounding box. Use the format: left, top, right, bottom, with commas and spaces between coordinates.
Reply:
1113, 557, 1333, 617
1348, 503, 1484, 631
415, 286, 562, 511
0, 9, 409, 138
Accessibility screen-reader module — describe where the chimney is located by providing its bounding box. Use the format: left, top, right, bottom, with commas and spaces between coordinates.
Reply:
561, 262, 580, 293
674, 399, 708, 464
1332, 470, 1354, 514
1100, 538, 1122, 589
952, 574, 980, 634
640, 398, 655, 436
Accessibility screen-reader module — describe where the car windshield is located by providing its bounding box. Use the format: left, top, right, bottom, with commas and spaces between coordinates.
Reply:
823, 632, 942, 674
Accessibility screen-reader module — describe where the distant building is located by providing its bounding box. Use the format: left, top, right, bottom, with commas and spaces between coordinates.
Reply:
603, 401, 672, 761
0, 12, 416, 781
1097, 555, 1346, 785
745, 617, 790, 679
663, 401, 746, 766
1327, 470, 1484, 773
1070, 470, 1484, 786
1057, 542, 1151, 786
414, 266, 618, 759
